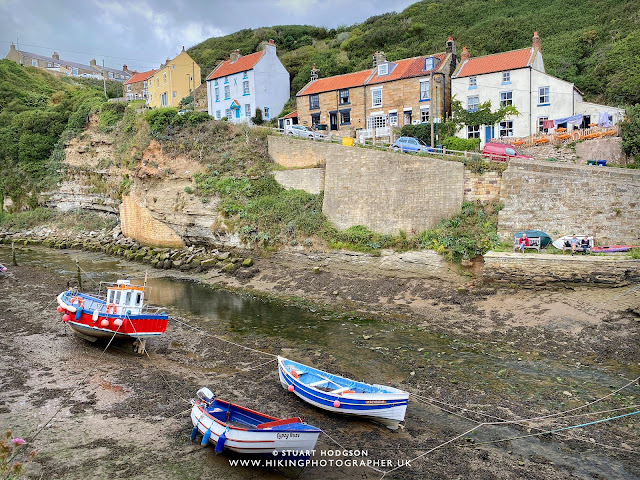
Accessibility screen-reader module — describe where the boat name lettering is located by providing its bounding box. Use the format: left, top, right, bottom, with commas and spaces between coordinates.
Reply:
276, 432, 300, 440
365, 400, 387, 405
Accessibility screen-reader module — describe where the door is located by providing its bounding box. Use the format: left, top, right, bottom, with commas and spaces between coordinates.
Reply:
235, 108, 240, 119
330, 113, 338, 131
404, 111, 412, 125
485, 125, 494, 144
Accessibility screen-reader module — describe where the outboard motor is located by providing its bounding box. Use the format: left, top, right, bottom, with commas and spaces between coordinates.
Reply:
196, 387, 215, 407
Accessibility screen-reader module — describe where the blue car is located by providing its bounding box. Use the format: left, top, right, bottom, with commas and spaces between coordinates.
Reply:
391, 136, 434, 153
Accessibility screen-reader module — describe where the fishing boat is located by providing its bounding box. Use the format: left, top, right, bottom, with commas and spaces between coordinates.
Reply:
278, 356, 409, 430
515, 230, 553, 248
552, 235, 593, 250
591, 245, 636, 253
0, 263, 6, 275
56, 279, 168, 352
190, 387, 320, 456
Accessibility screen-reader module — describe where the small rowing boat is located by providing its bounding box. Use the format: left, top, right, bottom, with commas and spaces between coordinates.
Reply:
278, 356, 409, 430
591, 245, 636, 253
190, 387, 320, 456
56, 279, 168, 352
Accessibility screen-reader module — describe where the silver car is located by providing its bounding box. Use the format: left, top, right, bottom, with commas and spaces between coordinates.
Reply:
286, 125, 316, 139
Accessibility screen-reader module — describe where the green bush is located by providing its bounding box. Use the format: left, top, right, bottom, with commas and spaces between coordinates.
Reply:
145, 108, 179, 135
252, 108, 264, 125
400, 123, 432, 145
99, 102, 126, 131
443, 136, 480, 152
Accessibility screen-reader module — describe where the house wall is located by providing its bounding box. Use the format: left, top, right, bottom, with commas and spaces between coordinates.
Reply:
124, 81, 148, 101
297, 86, 366, 133
148, 51, 201, 109
498, 158, 640, 244
254, 44, 290, 122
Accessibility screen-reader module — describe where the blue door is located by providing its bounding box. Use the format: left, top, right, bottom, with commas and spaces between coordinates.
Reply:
485, 125, 494, 143
235, 108, 240, 119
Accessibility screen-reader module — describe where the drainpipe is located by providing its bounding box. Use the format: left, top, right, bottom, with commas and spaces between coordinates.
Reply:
529, 66, 532, 138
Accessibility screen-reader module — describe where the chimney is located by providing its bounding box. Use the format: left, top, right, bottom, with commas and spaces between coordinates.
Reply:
373, 51, 387, 68
532, 31, 541, 51
262, 39, 276, 55
230, 49, 241, 62
123, 64, 128, 72
460, 47, 469, 63
52, 52, 60, 60
182, 46, 185, 52
446, 36, 456, 56
90, 58, 96, 67
9, 42, 16, 52
310, 63, 319, 82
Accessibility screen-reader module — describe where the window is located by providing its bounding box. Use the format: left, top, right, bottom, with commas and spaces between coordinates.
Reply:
47, 62, 52, 67
538, 86, 550, 105
499, 120, 513, 137
502, 72, 511, 83
243, 80, 249, 95
224, 85, 230, 99
340, 109, 351, 125
538, 117, 549, 133
467, 125, 480, 138
424, 57, 435, 71
214, 80, 218, 86
378, 64, 388, 76
161, 92, 168, 106
109, 72, 114, 79
469, 76, 477, 88
420, 107, 430, 123
225, 108, 232, 118
389, 112, 398, 127
499, 91, 513, 107
263, 107, 269, 119
311, 113, 320, 126
371, 87, 382, 107
173, 91, 177, 97
143, 81, 147, 88
172, 64, 175, 70
224, 76, 229, 83
243, 71, 248, 79
339, 89, 350, 105
245, 104, 251, 117
32, 59, 37, 66
73, 68, 78, 75
215, 87, 220, 102
216, 110, 221, 119
367, 115, 387, 129
309, 94, 319, 110
420, 80, 430, 101
467, 96, 479, 112
127, 85, 131, 92
163, 72, 167, 84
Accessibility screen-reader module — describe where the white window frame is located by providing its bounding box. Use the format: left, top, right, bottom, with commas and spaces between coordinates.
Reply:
469, 76, 477, 88
245, 104, 251, 117
215, 87, 220, 102
31, 59, 38, 67
499, 91, 513, 107
467, 125, 480, 138
499, 120, 513, 137
224, 85, 230, 99
538, 116, 549, 133
263, 107, 269, 119
388, 112, 398, 127
367, 115, 387, 129
339, 89, 350, 105
420, 107, 430, 123
467, 96, 479, 112
371, 87, 382, 107
502, 72, 511, 83
378, 64, 388, 76
419, 80, 430, 101
538, 86, 550, 105
243, 80, 249, 95
225, 108, 232, 118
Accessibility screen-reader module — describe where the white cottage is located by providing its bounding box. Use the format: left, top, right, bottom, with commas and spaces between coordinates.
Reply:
206, 39, 290, 124
451, 32, 625, 146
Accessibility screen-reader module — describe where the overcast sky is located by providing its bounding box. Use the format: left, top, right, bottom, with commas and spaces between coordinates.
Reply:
0, 0, 416, 73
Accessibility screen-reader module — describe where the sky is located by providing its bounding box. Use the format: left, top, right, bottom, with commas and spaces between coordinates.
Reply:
0, 0, 416, 73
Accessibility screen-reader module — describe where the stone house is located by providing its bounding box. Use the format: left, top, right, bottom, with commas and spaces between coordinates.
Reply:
123, 69, 156, 101
450, 32, 625, 146
296, 37, 459, 138
147, 47, 201, 109
206, 39, 290, 123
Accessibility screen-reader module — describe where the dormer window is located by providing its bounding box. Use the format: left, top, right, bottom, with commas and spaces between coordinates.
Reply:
469, 76, 477, 88
243, 71, 248, 79
224, 76, 229, 84
214, 79, 218, 86
378, 64, 388, 76
424, 57, 435, 71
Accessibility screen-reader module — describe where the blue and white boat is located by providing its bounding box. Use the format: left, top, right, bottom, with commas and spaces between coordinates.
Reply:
190, 387, 321, 456
278, 356, 409, 430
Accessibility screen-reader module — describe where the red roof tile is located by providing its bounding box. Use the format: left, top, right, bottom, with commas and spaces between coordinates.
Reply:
297, 69, 373, 96
124, 69, 156, 85
282, 110, 298, 119
207, 51, 263, 81
367, 53, 446, 85
455, 47, 533, 78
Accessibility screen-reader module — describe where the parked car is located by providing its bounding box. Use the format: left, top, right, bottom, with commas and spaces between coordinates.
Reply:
482, 142, 533, 161
391, 136, 434, 153
286, 125, 317, 139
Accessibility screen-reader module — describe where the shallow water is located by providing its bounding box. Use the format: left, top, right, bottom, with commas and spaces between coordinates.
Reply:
2, 244, 638, 479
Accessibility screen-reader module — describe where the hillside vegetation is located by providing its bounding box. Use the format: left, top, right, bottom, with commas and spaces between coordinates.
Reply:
188, 0, 640, 106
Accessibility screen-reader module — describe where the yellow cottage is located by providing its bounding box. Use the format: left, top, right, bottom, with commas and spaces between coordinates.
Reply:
147, 47, 201, 109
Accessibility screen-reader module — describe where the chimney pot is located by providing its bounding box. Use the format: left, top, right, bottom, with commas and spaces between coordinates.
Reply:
461, 47, 470, 63
269, 39, 274, 44
230, 50, 241, 62
532, 31, 541, 51
52, 51, 60, 60
446, 36, 456, 56
373, 51, 387, 68
310, 64, 319, 82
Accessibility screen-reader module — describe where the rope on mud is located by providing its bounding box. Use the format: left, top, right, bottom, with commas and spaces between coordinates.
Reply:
169, 315, 277, 358
318, 429, 385, 475
76, 263, 101, 289
594, 283, 640, 306
4, 322, 123, 473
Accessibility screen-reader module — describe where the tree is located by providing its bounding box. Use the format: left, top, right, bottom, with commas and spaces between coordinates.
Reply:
620, 104, 640, 168
252, 108, 264, 125
450, 98, 519, 130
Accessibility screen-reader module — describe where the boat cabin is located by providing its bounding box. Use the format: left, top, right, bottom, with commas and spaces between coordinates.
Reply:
106, 280, 145, 315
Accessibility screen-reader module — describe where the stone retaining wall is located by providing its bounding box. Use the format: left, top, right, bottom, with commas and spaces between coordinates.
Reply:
273, 168, 325, 194
463, 170, 502, 202
483, 251, 640, 285
119, 195, 185, 247
268, 136, 331, 168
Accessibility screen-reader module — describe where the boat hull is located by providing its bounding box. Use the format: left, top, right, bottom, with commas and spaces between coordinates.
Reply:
515, 230, 552, 248
552, 235, 593, 250
278, 357, 409, 430
190, 402, 320, 455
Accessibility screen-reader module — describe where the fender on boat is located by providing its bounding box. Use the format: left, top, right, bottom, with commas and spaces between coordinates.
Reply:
57, 292, 77, 313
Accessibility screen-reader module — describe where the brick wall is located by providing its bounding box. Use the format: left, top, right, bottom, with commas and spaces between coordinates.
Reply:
464, 170, 502, 202
498, 159, 640, 244
119, 195, 185, 247
268, 135, 332, 168
323, 146, 464, 234
483, 252, 640, 285
273, 168, 325, 194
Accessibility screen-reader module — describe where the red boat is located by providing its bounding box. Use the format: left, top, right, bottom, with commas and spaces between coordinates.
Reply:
56, 280, 168, 352
591, 245, 636, 253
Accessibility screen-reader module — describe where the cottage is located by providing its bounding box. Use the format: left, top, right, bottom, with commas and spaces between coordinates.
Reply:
147, 47, 201, 109
123, 69, 155, 101
295, 38, 458, 139
451, 32, 625, 146
206, 39, 290, 123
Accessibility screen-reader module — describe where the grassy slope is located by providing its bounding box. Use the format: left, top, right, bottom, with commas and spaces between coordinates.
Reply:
188, 0, 640, 107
